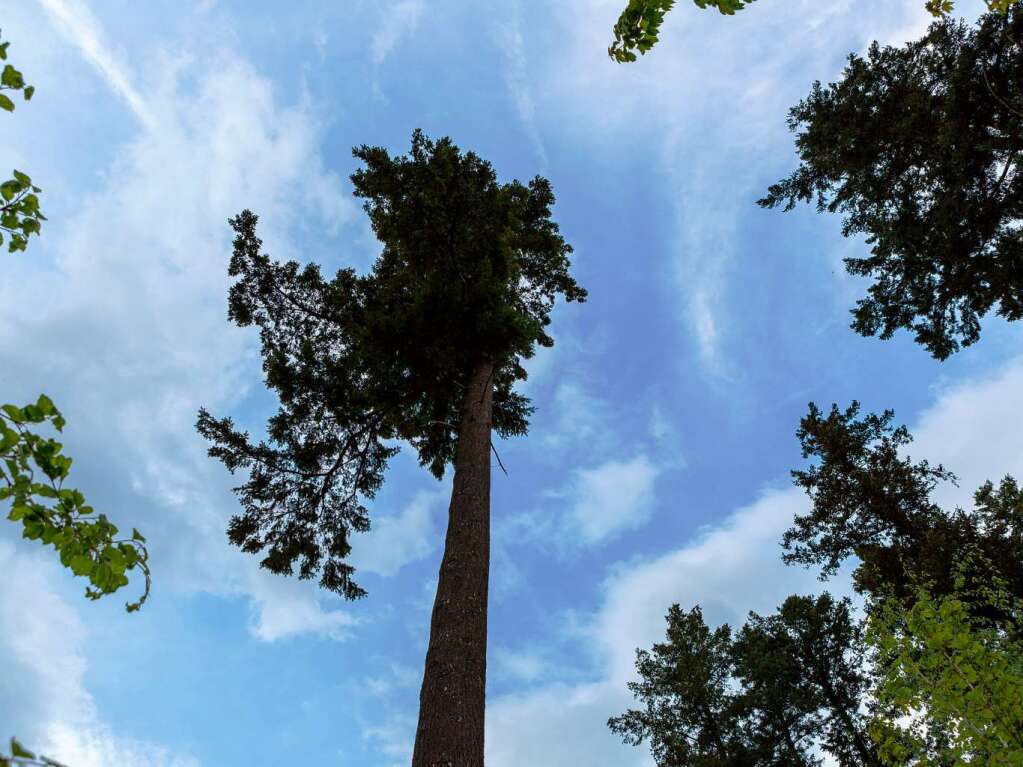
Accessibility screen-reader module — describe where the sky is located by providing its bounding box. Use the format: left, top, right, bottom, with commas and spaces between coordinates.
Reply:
1, 1, 1020, 765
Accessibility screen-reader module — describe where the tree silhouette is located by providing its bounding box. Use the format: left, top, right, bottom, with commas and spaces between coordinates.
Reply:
197, 129, 586, 765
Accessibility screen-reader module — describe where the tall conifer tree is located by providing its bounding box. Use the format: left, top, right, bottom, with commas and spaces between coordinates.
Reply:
197, 130, 586, 765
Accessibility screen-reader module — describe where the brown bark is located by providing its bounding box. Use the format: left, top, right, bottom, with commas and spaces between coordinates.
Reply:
411, 358, 494, 767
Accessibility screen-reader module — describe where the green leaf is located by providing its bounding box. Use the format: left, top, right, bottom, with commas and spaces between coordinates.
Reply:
6, 505, 28, 521
12, 169, 30, 187
23, 85, 34, 101
0, 64, 23, 89
132, 527, 147, 543
10, 738, 35, 759
0, 93, 14, 112
1, 404, 25, 422
0, 180, 19, 201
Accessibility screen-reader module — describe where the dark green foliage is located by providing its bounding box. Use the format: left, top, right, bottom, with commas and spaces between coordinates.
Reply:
761, 9, 1023, 359
608, 0, 756, 63
1, 395, 150, 611
609, 595, 879, 767
197, 130, 585, 599
786, 402, 1023, 613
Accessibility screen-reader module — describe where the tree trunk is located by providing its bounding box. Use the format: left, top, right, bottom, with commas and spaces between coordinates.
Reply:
411, 359, 494, 767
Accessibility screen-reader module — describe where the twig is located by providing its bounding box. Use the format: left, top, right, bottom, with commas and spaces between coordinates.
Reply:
491, 441, 508, 476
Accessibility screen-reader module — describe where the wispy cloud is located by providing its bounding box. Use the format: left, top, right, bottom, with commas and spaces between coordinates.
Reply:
372, 0, 425, 66
486, 351, 1023, 767
497, 0, 548, 167
0, 543, 199, 766
36, 0, 156, 128
3, 7, 356, 643
535, 0, 933, 378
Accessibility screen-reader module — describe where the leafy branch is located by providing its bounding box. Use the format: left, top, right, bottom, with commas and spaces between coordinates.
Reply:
0, 31, 35, 112
1, 170, 45, 253
927, 0, 1018, 15
0, 738, 67, 767
1, 395, 151, 612
608, 0, 1018, 63
0, 30, 45, 252
608, 0, 757, 63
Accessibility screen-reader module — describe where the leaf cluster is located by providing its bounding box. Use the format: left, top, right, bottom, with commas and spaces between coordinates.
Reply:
1, 395, 150, 611
867, 552, 1023, 766
0, 32, 35, 113
0, 33, 45, 253
1, 169, 45, 253
608, 0, 756, 63
609, 594, 880, 767
198, 130, 585, 598
761, 9, 1023, 358
0, 739, 66, 767
927, 1, 1019, 15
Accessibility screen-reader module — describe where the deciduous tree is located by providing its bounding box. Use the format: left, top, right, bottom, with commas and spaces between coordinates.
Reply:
867, 552, 1023, 767
197, 129, 586, 765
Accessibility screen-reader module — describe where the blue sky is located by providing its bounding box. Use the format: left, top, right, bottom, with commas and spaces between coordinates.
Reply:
2, 1, 1021, 765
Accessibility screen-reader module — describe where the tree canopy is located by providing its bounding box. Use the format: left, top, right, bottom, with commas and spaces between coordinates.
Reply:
607, 0, 1017, 64
197, 129, 585, 600
761, 9, 1023, 358
609, 594, 880, 767
867, 552, 1023, 766
784, 402, 1023, 613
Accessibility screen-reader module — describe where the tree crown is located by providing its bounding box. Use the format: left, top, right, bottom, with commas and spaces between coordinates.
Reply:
197, 130, 586, 598
786, 402, 1023, 611
760, 9, 1023, 358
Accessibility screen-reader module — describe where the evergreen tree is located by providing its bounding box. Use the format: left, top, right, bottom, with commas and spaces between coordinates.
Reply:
609, 594, 880, 767
785, 402, 1023, 614
197, 130, 586, 765
761, 8, 1023, 358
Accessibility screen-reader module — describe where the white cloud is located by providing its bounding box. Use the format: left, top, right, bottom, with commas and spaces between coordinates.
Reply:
534, 0, 936, 377
492, 647, 547, 683
487, 486, 832, 767
35, 0, 156, 128
500, 454, 661, 556
567, 455, 660, 546
487, 353, 1023, 767
909, 357, 1023, 511
541, 381, 615, 455
362, 712, 417, 767
0, 543, 198, 767
246, 572, 358, 642
497, 0, 547, 167
2, 3, 357, 643
351, 490, 442, 578
372, 0, 426, 66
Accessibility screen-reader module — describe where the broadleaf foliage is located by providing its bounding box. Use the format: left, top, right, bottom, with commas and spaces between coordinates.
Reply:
0, 395, 151, 611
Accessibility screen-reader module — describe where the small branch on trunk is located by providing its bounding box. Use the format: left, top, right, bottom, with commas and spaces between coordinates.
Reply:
431, 420, 460, 431
491, 441, 508, 476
